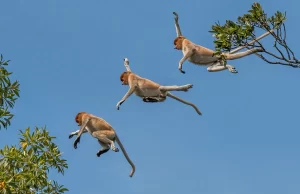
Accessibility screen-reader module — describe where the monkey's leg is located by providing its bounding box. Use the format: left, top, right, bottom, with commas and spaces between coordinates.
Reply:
225, 48, 263, 60
93, 132, 119, 152
159, 84, 193, 92
96, 140, 110, 157
207, 62, 238, 73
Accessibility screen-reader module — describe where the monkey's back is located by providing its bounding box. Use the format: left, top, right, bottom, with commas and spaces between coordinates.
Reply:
86, 116, 114, 133
131, 74, 163, 97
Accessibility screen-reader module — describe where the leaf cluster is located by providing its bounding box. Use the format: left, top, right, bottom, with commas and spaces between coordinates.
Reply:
0, 55, 20, 129
0, 127, 68, 193
210, 2, 299, 67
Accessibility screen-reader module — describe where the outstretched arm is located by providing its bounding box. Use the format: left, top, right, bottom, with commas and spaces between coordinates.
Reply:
178, 49, 194, 74
73, 118, 91, 149
69, 128, 88, 139
173, 12, 183, 37
167, 92, 202, 115
123, 58, 132, 72
116, 86, 136, 110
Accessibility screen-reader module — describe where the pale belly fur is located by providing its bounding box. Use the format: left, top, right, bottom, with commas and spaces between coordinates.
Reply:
134, 87, 161, 97
183, 50, 217, 65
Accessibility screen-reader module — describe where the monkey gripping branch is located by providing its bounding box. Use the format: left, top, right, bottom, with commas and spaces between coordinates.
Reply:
210, 2, 300, 68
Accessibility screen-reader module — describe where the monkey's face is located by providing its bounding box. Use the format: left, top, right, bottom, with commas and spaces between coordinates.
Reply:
75, 112, 85, 126
120, 72, 130, 85
174, 36, 185, 50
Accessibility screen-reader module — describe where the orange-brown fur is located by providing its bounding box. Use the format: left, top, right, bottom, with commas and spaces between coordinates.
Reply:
70, 112, 136, 177
117, 66, 202, 115
120, 71, 161, 89
174, 36, 186, 50
120, 72, 130, 85
173, 12, 263, 74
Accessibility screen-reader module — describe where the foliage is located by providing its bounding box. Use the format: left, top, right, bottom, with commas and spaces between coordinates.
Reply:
0, 127, 68, 193
0, 55, 20, 129
210, 2, 300, 67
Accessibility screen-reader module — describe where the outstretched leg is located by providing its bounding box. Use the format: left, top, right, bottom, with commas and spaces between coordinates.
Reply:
159, 84, 193, 92
225, 48, 263, 60
207, 61, 238, 73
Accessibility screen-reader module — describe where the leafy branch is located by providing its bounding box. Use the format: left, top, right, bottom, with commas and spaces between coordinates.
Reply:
0, 127, 68, 193
210, 2, 300, 68
0, 54, 20, 129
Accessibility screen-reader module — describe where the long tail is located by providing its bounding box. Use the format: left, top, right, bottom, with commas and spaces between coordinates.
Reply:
115, 135, 136, 177
167, 92, 202, 115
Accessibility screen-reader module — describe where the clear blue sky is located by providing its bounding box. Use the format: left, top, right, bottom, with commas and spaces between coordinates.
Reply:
1, 0, 300, 193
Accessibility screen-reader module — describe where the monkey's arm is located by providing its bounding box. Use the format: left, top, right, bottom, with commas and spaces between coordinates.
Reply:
173, 12, 182, 37
124, 58, 132, 72
178, 49, 194, 74
73, 118, 91, 149
116, 86, 136, 110
167, 92, 202, 115
69, 128, 88, 139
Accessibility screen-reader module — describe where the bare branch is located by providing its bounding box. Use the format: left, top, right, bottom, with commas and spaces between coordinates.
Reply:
274, 41, 285, 59
123, 58, 131, 72
255, 53, 300, 67
283, 23, 287, 41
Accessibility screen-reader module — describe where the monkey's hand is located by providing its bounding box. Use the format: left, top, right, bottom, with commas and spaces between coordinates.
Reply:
173, 12, 179, 21
74, 137, 81, 149
116, 101, 124, 110
69, 133, 75, 139
179, 68, 185, 74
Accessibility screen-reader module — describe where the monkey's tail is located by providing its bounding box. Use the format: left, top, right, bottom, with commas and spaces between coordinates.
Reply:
115, 135, 136, 177
167, 92, 202, 115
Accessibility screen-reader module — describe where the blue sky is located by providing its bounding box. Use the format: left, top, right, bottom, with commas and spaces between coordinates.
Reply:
1, 0, 300, 193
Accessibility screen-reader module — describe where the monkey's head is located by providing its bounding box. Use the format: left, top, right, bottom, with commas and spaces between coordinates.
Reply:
174, 36, 186, 50
75, 112, 87, 126
120, 71, 131, 85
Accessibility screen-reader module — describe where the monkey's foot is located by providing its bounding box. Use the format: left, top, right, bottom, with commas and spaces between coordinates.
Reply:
183, 84, 193, 92
228, 66, 238, 74
179, 69, 186, 74
96, 149, 109, 157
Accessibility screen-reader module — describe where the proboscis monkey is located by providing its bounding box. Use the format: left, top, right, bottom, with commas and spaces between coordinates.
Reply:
173, 12, 267, 74
69, 112, 135, 177
116, 58, 202, 115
